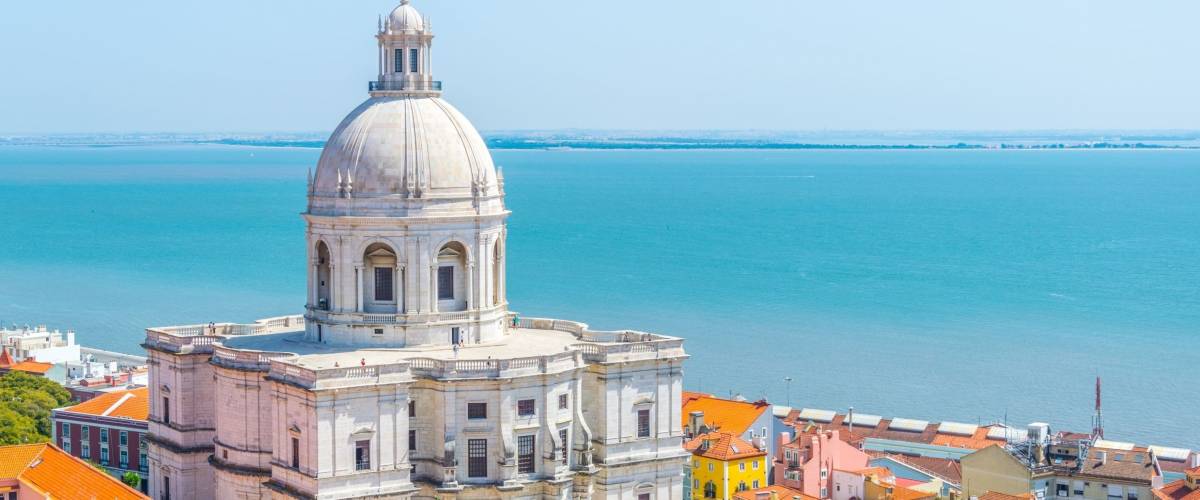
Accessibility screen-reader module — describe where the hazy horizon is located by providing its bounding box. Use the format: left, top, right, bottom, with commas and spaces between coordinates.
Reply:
4, 0, 1200, 133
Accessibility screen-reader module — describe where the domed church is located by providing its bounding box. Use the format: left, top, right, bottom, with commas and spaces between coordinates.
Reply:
143, 2, 689, 499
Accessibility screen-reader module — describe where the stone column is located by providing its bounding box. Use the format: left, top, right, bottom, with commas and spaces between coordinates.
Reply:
466, 260, 475, 311
395, 264, 404, 314
355, 265, 364, 313
308, 261, 317, 308
429, 265, 439, 313
329, 264, 338, 311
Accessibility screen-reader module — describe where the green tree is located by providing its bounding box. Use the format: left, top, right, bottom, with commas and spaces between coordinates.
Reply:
122, 471, 142, 489
0, 371, 73, 445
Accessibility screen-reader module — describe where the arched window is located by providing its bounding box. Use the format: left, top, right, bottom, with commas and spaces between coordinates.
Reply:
703, 481, 717, 499
363, 243, 399, 313
436, 242, 468, 311
315, 241, 332, 310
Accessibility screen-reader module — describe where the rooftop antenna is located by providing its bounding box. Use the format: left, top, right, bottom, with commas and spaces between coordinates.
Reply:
1092, 376, 1104, 440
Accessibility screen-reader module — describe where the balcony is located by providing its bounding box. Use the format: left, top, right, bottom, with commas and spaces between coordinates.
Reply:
369, 80, 443, 92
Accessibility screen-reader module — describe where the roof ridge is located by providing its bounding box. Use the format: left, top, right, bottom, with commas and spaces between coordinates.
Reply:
101, 392, 137, 417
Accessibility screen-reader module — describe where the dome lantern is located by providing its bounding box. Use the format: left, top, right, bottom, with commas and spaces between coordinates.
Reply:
372, 0, 439, 96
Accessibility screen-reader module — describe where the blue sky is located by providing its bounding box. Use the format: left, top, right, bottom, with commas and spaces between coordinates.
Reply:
3, 1, 1199, 133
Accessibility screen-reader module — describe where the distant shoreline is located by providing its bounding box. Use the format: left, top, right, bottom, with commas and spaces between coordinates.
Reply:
4, 134, 1200, 151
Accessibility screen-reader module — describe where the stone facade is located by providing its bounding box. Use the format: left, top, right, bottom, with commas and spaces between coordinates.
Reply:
143, 2, 688, 499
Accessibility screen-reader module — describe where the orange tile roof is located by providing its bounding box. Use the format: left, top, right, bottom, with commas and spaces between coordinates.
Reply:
685, 432, 767, 461
929, 426, 1003, 450
733, 485, 817, 500
1154, 478, 1200, 500
7, 359, 53, 375
681, 392, 770, 436
893, 485, 937, 500
0, 443, 44, 477
978, 492, 1034, 500
0, 443, 147, 499
60, 387, 149, 421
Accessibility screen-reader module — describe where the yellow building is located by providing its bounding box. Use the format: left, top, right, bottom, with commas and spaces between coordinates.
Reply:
686, 432, 769, 499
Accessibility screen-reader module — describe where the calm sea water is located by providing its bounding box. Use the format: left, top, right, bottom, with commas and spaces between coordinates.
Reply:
1, 145, 1197, 448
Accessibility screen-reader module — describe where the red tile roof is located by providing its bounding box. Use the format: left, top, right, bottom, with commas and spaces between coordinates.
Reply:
60, 387, 149, 421
682, 392, 770, 436
685, 432, 768, 461
880, 454, 963, 484
0, 443, 147, 499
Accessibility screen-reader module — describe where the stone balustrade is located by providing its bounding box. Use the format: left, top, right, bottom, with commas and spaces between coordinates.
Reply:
267, 359, 414, 390
306, 307, 482, 325
211, 345, 297, 371
509, 315, 686, 364
144, 315, 304, 354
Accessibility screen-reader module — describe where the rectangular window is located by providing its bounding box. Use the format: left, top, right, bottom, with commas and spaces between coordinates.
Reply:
1058, 484, 1070, 497
120, 450, 129, 468
468, 439, 487, 478
437, 266, 454, 300
739, 462, 745, 471
101, 430, 109, 444
291, 437, 300, 469
81, 443, 90, 459
518, 435, 535, 474
63, 441, 71, 453
355, 440, 371, 471
637, 409, 651, 438
408, 399, 415, 417
163, 476, 170, 500
468, 402, 487, 419
82, 425, 89, 440
62, 423, 70, 437
639, 494, 651, 500
558, 393, 569, 410
374, 267, 394, 302
409, 429, 416, 451
394, 48, 404, 73
559, 428, 569, 465
410, 48, 419, 74
101, 447, 109, 465
518, 399, 535, 416
140, 451, 148, 472
120, 430, 128, 446
163, 397, 170, 424
753, 480, 760, 488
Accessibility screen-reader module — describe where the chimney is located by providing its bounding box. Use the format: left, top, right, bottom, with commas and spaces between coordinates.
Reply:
688, 411, 705, 437
1097, 451, 1107, 465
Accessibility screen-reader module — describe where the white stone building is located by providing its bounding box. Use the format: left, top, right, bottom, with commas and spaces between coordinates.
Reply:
143, 2, 689, 499
0, 323, 80, 364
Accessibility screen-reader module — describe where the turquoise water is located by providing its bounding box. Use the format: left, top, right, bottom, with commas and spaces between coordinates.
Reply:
1, 145, 1197, 448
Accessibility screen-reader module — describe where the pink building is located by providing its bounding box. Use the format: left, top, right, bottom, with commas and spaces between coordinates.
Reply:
774, 430, 871, 499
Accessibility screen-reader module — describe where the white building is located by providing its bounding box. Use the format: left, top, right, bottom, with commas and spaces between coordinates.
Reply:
143, 2, 689, 499
0, 324, 80, 364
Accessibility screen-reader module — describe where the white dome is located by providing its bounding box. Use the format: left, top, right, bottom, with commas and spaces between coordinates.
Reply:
388, 0, 425, 32
312, 96, 499, 208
